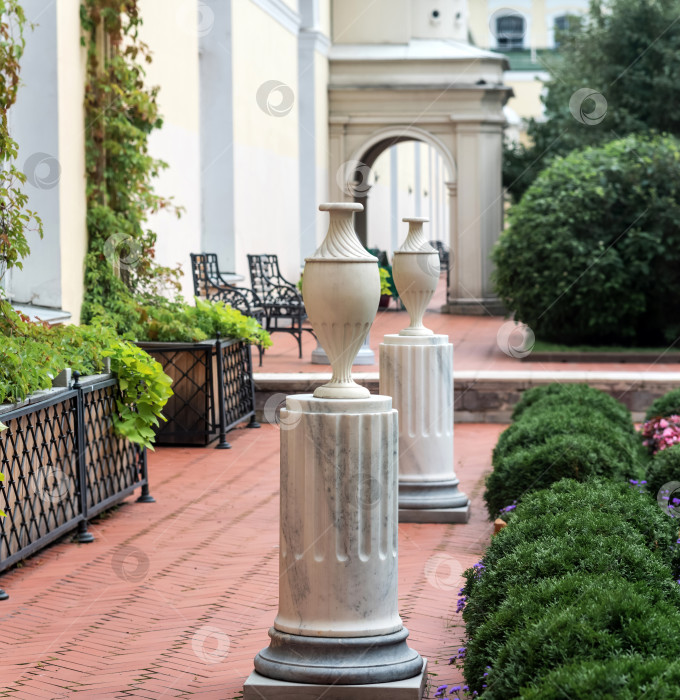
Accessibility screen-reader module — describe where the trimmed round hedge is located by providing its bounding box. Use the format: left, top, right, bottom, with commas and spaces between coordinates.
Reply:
519, 656, 680, 700
464, 574, 680, 695
646, 444, 680, 502
485, 479, 680, 572
482, 581, 680, 699
646, 388, 680, 420
484, 433, 642, 517
492, 134, 680, 345
512, 383, 634, 435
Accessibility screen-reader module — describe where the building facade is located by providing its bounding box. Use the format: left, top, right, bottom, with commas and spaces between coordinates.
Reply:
5, 0, 514, 320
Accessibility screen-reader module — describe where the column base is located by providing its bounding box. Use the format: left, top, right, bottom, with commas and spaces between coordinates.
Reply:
253, 627, 423, 685
441, 297, 506, 316
400, 505, 470, 523
244, 659, 428, 700
399, 479, 469, 510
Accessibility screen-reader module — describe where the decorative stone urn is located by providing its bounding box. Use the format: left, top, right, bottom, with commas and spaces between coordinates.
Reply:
392, 217, 440, 336
302, 202, 380, 398
380, 217, 470, 524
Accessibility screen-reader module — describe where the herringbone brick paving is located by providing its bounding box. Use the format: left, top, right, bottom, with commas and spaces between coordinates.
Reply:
0, 423, 503, 699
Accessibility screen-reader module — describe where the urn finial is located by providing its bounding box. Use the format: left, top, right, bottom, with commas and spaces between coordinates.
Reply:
302, 203, 380, 399
392, 218, 440, 336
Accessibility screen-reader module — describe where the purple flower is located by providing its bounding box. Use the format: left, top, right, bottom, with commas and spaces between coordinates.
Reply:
435, 685, 448, 698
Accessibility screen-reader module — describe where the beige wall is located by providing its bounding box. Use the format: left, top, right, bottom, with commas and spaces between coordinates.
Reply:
232, 0, 301, 284
57, 1, 88, 322
137, 0, 202, 301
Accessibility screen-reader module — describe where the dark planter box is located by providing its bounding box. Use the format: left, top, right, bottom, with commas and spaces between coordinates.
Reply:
137, 338, 257, 448
0, 375, 150, 592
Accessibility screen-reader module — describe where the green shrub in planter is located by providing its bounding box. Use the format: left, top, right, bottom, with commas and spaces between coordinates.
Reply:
462, 531, 673, 638
485, 431, 643, 518
512, 383, 634, 436
519, 655, 680, 700
464, 573, 680, 694
486, 479, 680, 573
646, 444, 680, 502
482, 580, 680, 699
492, 134, 680, 346
646, 388, 680, 421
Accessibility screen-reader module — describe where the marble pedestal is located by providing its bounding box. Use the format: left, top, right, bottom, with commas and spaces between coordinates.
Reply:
249, 394, 423, 693
380, 335, 470, 523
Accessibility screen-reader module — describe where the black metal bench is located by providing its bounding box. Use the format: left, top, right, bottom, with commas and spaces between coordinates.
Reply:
247, 254, 315, 359
190, 253, 266, 365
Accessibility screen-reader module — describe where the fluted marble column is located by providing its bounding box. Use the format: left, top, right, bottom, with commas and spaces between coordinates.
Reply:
244, 205, 426, 699
380, 218, 469, 523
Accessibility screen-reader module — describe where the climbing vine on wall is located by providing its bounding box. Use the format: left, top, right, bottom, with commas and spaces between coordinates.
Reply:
80, 0, 182, 324
0, 0, 42, 283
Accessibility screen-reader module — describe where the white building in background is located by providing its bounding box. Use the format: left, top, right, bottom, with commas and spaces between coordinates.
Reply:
5, 0, 511, 320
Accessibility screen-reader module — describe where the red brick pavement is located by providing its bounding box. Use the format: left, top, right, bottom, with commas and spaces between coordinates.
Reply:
0, 423, 503, 699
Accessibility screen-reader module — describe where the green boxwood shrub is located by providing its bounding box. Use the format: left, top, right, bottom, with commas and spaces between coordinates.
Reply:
461, 530, 673, 636
482, 581, 680, 699
646, 388, 680, 420
486, 479, 680, 569
519, 656, 680, 700
512, 383, 634, 436
484, 433, 643, 518
492, 134, 680, 346
464, 573, 680, 694
646, 444, 680, 501
493, 407, 638, 465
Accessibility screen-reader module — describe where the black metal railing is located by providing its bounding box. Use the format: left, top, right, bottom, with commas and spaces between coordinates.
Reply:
137, 337, 258, 449
0, 375, 150, 596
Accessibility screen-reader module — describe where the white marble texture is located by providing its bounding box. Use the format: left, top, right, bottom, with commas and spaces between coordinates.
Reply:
274, 394, 402, 638
380, 335, 454, 483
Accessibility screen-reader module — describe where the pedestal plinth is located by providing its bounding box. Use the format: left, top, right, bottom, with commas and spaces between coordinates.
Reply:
248, 394, 424, 696
379, 335, 470, 523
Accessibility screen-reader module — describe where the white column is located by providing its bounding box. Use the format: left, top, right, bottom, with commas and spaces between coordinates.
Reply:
380, 336, 469, 522
381, 217, 469, 523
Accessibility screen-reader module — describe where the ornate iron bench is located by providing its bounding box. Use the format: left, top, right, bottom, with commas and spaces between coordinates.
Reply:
190, 253, 266, 365
247, 254, 315, 358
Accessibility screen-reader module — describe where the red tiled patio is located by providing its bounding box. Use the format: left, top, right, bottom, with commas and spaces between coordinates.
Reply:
0, 422, 502, 699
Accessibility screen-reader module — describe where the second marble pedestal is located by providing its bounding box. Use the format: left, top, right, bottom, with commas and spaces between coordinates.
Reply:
380, 335, 470, 523
247, 394, 424, 698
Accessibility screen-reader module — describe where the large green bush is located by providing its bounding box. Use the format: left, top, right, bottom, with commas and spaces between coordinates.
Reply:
493, 134, 680, 346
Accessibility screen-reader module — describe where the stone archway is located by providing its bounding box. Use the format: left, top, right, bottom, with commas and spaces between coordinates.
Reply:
339, 125, 456, 256
328, 41, 511, 315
